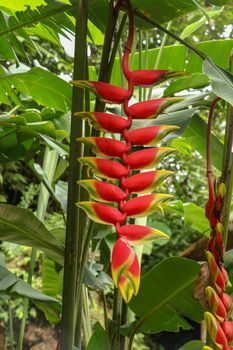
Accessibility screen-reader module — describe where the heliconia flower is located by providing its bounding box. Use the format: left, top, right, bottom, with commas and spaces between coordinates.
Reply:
77, 137, 128, 158
213, 223, 224, 262
219, 293, 232, 313
205, 286, 227, 322
79, 157, 128, 180
75, 112, 130, 133
123, 170, 173, 194
119, 254, 140, 303
111, 238, 140, 303
126, 147, 175, 170
215, 183, 226, 214
71, 80, 130, 104
202, 347, 214, 350
122, 193, 173, 218
206, 251, 227, 293
127, 98, 183, 119
78, 180, 126, 203
127, 125, 179, 146
77, 202, 126, 225
117, 224, 169, 245
205, 311, 228, 349
130, 69, 186, 87
221, 321, 233, 342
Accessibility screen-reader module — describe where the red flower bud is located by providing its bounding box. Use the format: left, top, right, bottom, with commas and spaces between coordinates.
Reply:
124, 170, 173, 194
122, 193, 172, 218
130, 69, 186, 87
117, 224, 169, 245
71, 80, 130, 104
126, 147, 175, 170
77, 202, 126, 225
127, 98, 183, 119
127, 125, 179, 146
78, 180, 126, 203
219, 293, 232, 313
77, 137, 128, 158
222, 321, 233, 342
75, 112, 130, 133
205, 312, 228, 349
205, 286, 227, 322
79, 157, 128, 180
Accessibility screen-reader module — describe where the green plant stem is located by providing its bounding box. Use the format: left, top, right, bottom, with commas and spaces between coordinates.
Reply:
60, 0, 88, 348
147, 21, 172, 100
17, 148, 58, 350
8, 299, 14, 350
221, 50, 233, 249
133, 10, 207, 60
112, 288, 122, 350
102, 292, 110, 349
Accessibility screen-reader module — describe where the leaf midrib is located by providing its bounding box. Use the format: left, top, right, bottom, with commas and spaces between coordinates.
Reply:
134, 273, 198, 332
0, 217, 64, 257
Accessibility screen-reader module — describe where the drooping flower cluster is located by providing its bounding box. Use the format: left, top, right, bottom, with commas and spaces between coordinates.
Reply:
203, 100, 233, 350
73, 0, 183, 302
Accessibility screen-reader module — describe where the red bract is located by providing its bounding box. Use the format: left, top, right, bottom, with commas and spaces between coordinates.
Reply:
75, 112, 130, 133
77, 202, 126, 225
78, 137, 128, 157
130, 69, 186, 87
118, 224, 168, 245
72, 80, 130, 104
126, 147, 175, 170
127, 98, 182, 119
76, 0, 181, 303
127, 125, 179, 145
122, 193, 172, 218
79, 157, 128, 179
124, 170, 173, 194
78, 180, 126, 203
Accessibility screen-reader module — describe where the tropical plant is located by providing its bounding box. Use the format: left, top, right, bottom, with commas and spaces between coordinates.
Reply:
0, 0, 233, 350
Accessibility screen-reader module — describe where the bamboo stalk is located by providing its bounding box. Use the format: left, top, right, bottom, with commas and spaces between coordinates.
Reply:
60, 1, 88, 348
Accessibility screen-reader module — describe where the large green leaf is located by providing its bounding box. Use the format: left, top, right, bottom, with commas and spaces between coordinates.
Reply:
178, 341, 205, 350
165, 201, 210, 236
0, 204, 64, 265
183, 114, 224, 171
0, 264, 56, 302
0, 67, 72, 112
129, 257, 203, 334
203, 59, 233, 106
111, 40, 233, 86
163, 73, 209, 97
87, 322, 108, 350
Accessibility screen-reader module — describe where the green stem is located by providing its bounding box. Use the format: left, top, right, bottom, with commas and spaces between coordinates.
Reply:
17, 148, 58, 350
102, 292, 110, 349
221, 50, 233, 249
60, 0, 88, 348
147, 21, 172, 100
133, 10, 207, 60
8, 299, 14, 350
112, 288, 122, 350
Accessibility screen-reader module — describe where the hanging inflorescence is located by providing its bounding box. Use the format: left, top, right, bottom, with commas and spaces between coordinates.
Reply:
203, 99, 233, 350
72, 0, 184, 303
